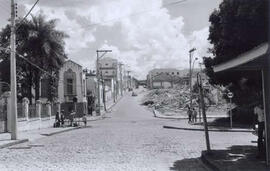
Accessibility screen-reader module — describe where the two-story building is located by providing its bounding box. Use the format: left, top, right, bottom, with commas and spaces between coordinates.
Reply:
98, 57, 119, 101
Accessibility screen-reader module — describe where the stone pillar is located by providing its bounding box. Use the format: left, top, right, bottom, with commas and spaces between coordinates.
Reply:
46, 101, 51, 118
3, 92, 11, 132
22, 97, 29, 121
36, 100, 41, 119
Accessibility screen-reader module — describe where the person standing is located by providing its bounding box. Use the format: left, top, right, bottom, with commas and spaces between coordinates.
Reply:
192, 108, 198, 123
254, 104, 265, 158
187, 106, 192, 123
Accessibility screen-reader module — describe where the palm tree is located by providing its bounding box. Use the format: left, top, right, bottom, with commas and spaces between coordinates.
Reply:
22, 14, 68, 102
0, 14, 68, 103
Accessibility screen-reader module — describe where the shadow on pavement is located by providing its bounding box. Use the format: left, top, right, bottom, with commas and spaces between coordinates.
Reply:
193, 118, 253, 130
201, 145, 270, 171
170, 157, 209, 171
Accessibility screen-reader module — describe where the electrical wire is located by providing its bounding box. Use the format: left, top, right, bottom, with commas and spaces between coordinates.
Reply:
0, 47, 57, 79
16, 0, 40, 31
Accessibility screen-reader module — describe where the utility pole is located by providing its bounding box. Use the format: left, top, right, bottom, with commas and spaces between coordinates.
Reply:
127, 71, 131, 90
197, 73, 211, 153
119, 63, 123, 96
96, 50, 112, 115
96, 51, 101, 115
10, 0, 18, 140
189, 48, 196, 109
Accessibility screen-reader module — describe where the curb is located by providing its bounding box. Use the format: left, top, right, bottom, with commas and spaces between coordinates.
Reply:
40, 127, 81, 136
0, 139, 29, 149
163, 125, 253, 133
201, 151, 220, 171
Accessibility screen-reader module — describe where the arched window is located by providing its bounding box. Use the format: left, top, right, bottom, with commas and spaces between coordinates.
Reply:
64, 69, 76, 96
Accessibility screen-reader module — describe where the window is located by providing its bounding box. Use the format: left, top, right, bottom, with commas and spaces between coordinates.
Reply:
105, 63, 108, 66
67, 79, 73, 95
172, 72, 174, 75
177, 72, 179, 75
105, 71, 108, 74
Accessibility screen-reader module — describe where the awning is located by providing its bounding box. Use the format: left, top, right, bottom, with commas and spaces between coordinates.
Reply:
213, 43, 269, 72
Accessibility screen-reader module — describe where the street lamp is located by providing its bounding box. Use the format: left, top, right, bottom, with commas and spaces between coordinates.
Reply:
96, 50, 112, 115
189, 48, 196, 109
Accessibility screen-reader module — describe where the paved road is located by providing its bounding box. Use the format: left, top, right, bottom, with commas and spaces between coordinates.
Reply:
0, 92, 254, 171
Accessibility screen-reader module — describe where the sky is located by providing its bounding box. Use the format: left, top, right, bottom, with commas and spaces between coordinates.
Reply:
0, 0, 222, 79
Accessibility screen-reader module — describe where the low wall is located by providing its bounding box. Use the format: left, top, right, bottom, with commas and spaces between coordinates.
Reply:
17, 116, 55, 132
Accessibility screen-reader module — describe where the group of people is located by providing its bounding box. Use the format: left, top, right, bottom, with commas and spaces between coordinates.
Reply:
187, 106, 198, 123
53, 110, 66, 128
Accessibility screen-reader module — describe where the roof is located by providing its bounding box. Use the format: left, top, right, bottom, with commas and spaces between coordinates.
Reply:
99, 57, 118, 62
149, 68, 181, 73
213, 43, 269, 73
152, 73, 181, 82
66, 59, 82, 67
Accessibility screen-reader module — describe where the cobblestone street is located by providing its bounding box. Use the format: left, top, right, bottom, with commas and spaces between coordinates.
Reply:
0, 93, 256, 171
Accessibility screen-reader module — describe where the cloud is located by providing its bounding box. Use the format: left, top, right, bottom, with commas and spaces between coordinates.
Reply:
14, 0, 213, 80
189, 27, 213, 66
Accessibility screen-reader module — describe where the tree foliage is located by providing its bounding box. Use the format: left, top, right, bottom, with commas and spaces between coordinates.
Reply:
204, 0, 268, 106
0, 14, 68, 103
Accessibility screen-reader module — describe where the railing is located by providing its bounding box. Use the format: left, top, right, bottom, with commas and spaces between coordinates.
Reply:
41, 103, 49, 118
29, 104, 37, 118
17, 103, 25, 118
0, 102, 7, 121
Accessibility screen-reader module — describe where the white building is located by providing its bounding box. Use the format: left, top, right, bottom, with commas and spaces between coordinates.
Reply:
58, 60, 87, 114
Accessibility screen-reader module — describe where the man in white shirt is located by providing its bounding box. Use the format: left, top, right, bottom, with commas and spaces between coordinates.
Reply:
254, 104, 265, 158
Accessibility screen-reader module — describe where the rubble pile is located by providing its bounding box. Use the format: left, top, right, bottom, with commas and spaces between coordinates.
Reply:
142, 88, 227, 113
141, 88, 190, 110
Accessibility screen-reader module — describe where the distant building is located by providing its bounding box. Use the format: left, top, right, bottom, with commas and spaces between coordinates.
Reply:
98, 57, 119, 101
147, 68, 187, 89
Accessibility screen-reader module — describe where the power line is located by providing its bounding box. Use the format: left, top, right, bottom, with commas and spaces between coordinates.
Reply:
16, 0, 40, 31
0, 47, 57, 79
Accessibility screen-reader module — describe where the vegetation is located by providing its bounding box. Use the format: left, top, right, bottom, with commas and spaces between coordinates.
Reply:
0, 14, 68, 103
204, 0, 268, 107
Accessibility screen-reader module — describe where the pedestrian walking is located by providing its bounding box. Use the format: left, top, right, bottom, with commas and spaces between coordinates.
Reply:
254, 103, 265, 158
187, 106, 192, 123
192, 108, 198, 123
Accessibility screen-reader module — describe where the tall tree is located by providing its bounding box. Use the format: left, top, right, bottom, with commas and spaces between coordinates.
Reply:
204, 0, 268, 106
0, 14, 68, 103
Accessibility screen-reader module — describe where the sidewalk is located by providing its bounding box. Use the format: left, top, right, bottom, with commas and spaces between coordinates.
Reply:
0, 95, 124, 149
201, 147, 270, 171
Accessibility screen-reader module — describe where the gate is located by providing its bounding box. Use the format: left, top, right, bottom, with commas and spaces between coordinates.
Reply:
0, 98, 7, 133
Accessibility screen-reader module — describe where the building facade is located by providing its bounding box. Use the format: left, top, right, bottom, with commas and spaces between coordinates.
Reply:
58, 60, 87, 114
147, 68, 186, 89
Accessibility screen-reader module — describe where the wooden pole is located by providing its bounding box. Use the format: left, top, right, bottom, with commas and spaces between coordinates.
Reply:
262, 68, 270, 165
198, 73, 211, 152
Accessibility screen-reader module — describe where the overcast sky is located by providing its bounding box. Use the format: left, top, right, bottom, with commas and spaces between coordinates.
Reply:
0, 0, 222, 79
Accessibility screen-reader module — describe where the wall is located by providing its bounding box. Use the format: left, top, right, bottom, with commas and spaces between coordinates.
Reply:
58, 60, 85, 103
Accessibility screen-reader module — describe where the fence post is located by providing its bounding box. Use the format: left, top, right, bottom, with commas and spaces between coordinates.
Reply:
36, 100, 41, 119
46, 101, 51, 119
22, 97, 29, 121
